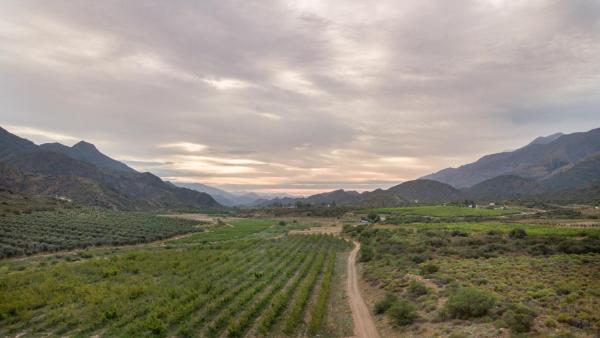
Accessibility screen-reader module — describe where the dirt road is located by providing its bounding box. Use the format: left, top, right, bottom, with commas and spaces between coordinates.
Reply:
347, 241, 380, 338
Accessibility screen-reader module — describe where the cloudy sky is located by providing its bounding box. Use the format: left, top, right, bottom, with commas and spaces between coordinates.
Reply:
1, 0, 600, 195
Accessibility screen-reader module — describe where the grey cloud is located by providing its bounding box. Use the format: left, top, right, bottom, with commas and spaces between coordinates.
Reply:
1, 0, 600, 194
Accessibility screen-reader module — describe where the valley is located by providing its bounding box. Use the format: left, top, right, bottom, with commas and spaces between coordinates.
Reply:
2, 204, 599, 337
3, 2, 600, 337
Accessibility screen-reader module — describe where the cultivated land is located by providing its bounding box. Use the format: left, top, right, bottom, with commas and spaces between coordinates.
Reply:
0, 217, 353, 337
0, 209, 204, 258
363, 205, 522, 217
1, 204, 599, 337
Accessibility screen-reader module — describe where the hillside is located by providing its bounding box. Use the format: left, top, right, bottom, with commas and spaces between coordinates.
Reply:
0, 127, 220, 210
467, 175, 547, 201
541, 153, 600, 191
422, 128, 600, 188
262, 179, 462, 207
39, 141, 136, 173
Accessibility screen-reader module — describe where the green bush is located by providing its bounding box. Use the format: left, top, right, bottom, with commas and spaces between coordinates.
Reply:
501, 304, 537, 333
509, 228, 527, 239
411, 254, 427, 263
444, 287, 496, 319
528, 243, 553, 256
420, 263, 439, 275
374, 293, 397, 315
387, 299, 418, 326
450, 230, 469, 237
408, 280, 429, 297
359, 245, 374, 262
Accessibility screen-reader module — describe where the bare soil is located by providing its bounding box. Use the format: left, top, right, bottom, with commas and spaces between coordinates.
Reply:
347, 242, 380, 338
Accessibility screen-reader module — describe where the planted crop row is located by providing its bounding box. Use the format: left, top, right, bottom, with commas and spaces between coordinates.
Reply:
282, 247, 329, 334
0, 209, 202, 257
117, 236, 310, 337
205, 236, 326, 337
116, 239, 280, 336
225, 241, 325, 337
259, 248, 327, 335
308, 249, 337, 335
0, 231, 349, 338
183, 237, 310, 336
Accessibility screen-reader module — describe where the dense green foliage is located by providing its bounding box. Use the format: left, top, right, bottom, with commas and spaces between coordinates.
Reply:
500, 303, 537, 333
374, 293, 397, 315
364, 205, 520, 217
0, 210, 203, 258
0, 218, 350, 337
443, 287, 496, 319
400, 221, 600, 237
307, 247, 337, 335
387, 299, 418, 326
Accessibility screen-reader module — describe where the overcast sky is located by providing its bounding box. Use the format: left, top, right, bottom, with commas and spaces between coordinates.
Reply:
1, 0, 600, 195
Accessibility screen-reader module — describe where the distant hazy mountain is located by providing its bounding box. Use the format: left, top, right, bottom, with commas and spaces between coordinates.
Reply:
176, 182, 296, 206
0, 127, 220, 210
261, 179, 463, 207
422, 128, 600, 188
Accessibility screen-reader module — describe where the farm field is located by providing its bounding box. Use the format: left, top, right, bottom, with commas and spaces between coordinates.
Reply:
392, 221, 600, 237
0, 218, 353, 337
346, 205, 600, 337
365, 205, 521, 217
0, 209, 204, 258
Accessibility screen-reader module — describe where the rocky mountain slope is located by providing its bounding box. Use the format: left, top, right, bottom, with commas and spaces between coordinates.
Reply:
422, 128, 600, 188
0, 127, 220, 210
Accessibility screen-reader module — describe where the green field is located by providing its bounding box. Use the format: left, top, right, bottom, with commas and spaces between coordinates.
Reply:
402, 221, 600, 237
0, 210, 204, 258
366, 205, 521, 217
0, 219, 352, 337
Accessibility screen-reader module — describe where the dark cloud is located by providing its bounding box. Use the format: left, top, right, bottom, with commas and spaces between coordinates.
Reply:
1, 0, 599, 194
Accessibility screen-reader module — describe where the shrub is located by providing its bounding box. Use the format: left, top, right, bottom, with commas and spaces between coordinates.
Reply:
359, 245, 374, 262
366, 213, 380, 223
408, 280, 429, 297
144, 315, 166, 335
104, 306, 119, 320
411, 254, 427, 263
387, 299, 418, 326
501, 304, 537, 333
528, 243, 554, 256
509, 228, 527, 239
444, 287, 496, 319
374, 293, 397, 315
278, 221, 286, 226
448, 332, 469, 338
450, 230, 469, 237
420, 263, 439, 275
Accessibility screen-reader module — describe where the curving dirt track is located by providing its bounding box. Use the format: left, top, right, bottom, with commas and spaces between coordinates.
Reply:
347, 241, 380, 338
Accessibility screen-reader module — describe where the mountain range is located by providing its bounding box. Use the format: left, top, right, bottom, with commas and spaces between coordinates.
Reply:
173, 182, 297, 207
0, 127, 220, 210
260, 128, 600, 207
261, 179, 464, 207
422, 128, 600, 188
2, 125, 599, 210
